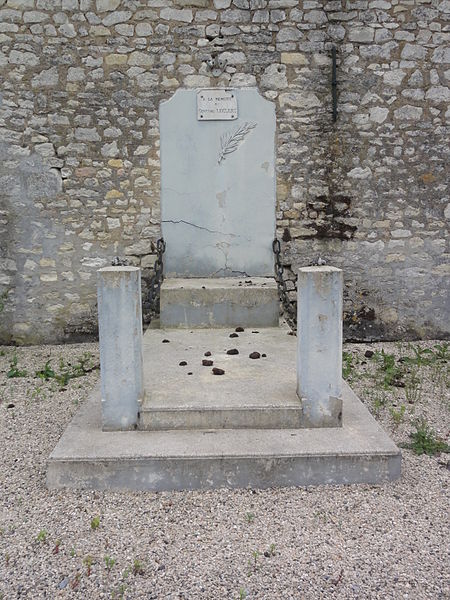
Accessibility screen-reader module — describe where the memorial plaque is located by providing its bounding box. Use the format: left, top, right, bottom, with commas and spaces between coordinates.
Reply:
197, 89, 238, 121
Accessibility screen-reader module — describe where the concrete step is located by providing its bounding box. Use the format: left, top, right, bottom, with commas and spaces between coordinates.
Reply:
160, 277, 279, 328
139, 326, 301, 430
47, 382, 401, 491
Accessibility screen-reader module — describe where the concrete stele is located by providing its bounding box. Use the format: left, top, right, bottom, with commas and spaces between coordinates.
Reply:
97, 266, 144, 430
160, 88, 276, 278
297, 266, 343, 428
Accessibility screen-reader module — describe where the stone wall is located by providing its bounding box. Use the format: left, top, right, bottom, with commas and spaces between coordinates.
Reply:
0, 0, 448, 343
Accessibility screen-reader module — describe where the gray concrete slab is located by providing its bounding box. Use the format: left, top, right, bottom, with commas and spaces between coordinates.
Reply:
160, 89, 276, 278
140, 325, 300, 430
160, 277, 279, 328
47, 326, 401, 491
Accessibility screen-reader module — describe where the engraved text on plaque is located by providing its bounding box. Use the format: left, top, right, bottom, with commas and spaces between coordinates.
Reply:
197, 89, 238, 121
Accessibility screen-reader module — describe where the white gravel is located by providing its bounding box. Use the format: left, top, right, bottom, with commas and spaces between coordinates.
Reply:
0, 340, 448, 599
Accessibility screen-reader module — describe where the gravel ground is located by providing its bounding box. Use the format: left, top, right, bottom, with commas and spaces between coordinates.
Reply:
0, 340, 449, 600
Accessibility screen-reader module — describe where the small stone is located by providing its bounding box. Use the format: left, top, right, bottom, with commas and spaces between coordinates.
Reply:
7, 403, 15, 409
202, 359, 213, 366
204, 351, 212, 356
249, 352, 261, 359
58, 578, 69, 590
212, 367, 225, 375
252, 331, 259, 334
230, 333, 239, 338
31, 67, 59, 88
162, 339, 170, 343
262, 353, 267, 358
235, 327, 244, 332
102, 10, 132, 26
96, 0, 120, 11
101, 141, 119, 157
160, 7, 193, 22
179, 361, 187, 366
187, 372, 193, 375
227, 349, 239, 355
364, 350, 374, 358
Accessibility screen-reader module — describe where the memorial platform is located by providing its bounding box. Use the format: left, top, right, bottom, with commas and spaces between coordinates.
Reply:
47, 326, 401, 491
160, 277, 279, 329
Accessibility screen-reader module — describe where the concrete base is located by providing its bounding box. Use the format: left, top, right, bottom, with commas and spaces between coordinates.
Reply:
160, 278, 279, 328
47, 328, 401, 491
140, 326, 302, 430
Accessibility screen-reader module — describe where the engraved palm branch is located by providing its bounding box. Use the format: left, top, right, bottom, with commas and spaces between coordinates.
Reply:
218, 122, 257, 164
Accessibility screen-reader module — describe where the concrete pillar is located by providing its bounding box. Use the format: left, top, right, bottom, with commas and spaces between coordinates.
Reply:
97, 267, 144, 431
297, 266, 343, 428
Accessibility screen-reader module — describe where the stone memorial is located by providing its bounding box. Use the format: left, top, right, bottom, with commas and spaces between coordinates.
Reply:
160, 88, 275, 278
47, 88, 401, 492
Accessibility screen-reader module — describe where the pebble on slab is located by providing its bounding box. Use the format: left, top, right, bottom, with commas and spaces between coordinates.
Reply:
252, 331, 259, 334
202, 359, 213, 366
162, 339, 170, 343
212, 367, 225, 375
365, 350, 374, 358
204, 351, 212, 356
229, 333, 239, 338
179, 361, 187, 366
235, 327, 244, 332
227, 349, 239, 355
249, 352, 261, 359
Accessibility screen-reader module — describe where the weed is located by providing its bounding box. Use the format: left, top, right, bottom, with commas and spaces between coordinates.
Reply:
373, 350, 404, 388
389, 404, 406, 426
245, 512, 255, 524
74, 352, 97, 374
7, 354, 27, 378
104, 555, 116, 571
400, 420, 450, 456
430, 362, 450, 397
342, 352, 354, 381
248, 550, 260, 574
90, 516, 100, 530
404, 367, 422, 404
122, 568, 130, 579
5, 553, 10, 566
70, 547, 76, 558
112, 584, 127, 599
53, 354, 99, 388
133, 558, 144, 575
264, 543, 276, 557
36, 530, 47, 543
239, 589, 247, 599
29, 385, 47, 402
402, 344, 434, 367
364, 387, 389, 415
433, 342, 449, 361
83, 555, 94, 576
35, 361, 56, 381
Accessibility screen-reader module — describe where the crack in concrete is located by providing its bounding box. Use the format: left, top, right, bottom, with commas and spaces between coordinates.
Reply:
162, 219, 237, 238
211, 268, 250, 277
